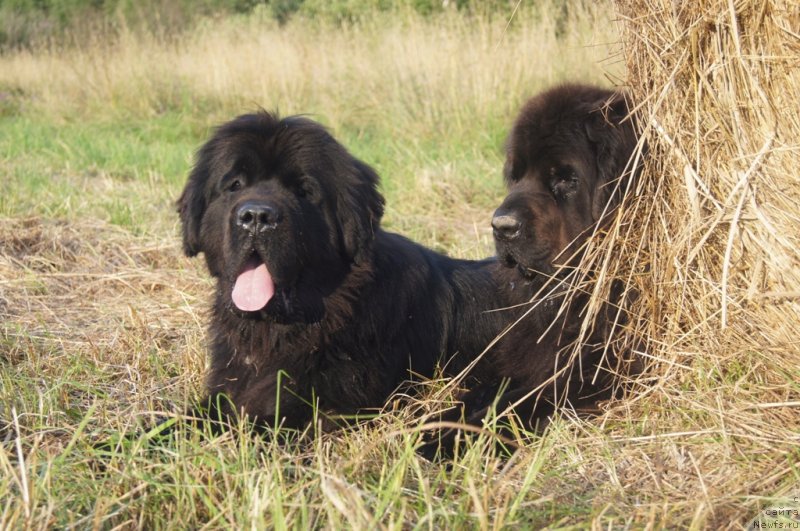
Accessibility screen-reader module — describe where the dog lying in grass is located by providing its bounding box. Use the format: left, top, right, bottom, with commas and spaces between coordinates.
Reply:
420, 84, 643, 458
100, 85, 641, 460
173, 112, 533, 436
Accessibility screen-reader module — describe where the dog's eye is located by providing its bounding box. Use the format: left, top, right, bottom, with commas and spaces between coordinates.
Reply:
550, 166, 579, 199
296, 178, 318, 201
226, 178, 243, 193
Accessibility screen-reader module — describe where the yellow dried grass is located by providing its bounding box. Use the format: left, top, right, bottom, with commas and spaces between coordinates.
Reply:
577, 0, 800, 524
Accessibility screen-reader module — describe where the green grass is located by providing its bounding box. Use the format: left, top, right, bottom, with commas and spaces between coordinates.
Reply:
0, 106, 514, 258
0, 114, 196, 228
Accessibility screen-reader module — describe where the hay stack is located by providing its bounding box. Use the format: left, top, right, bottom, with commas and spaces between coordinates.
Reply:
600, 0, 800, 524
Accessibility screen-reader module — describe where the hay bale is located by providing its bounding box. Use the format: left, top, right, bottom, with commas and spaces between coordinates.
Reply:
598, 0, 800, 524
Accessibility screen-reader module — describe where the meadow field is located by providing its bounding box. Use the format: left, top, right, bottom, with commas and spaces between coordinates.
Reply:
1, 0, 798, 528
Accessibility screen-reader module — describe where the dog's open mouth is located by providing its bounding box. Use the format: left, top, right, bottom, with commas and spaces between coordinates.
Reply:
499, 248, 554, 279
231, 253, 275, 312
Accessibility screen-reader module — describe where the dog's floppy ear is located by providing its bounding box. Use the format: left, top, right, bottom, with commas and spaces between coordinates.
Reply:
176, 163, 208, 257
502, 118, 529, 185
585, 91, 637, 221
502, 139, 519, 185
339, 158, 385, 265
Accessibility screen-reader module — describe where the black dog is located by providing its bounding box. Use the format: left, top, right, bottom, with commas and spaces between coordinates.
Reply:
176, 112, 530, 435
421, 84, 642, 457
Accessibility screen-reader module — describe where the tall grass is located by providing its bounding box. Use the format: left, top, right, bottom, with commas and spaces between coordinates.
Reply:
1, 5, 620, 123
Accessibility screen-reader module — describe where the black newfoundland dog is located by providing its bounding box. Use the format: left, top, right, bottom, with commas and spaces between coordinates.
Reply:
421, 84, 642, 457
176, 112, 529, 433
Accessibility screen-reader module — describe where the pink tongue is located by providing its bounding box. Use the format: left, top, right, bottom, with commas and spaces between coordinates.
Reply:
232, 258, 275, 312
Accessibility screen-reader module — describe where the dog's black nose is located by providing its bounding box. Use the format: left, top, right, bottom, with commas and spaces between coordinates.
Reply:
236, 202, 280, 233
492, 211, 522, 240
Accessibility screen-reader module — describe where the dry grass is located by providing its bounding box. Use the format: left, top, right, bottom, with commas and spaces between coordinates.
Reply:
0, 5, 622, 129
583, 0, 800, 524
0, 216, 206, 430
1, 0, 799, 528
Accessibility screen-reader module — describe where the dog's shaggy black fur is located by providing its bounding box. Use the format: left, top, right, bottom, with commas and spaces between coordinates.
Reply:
420, 84, 642, 457
494, 84, 639, 276
177, 113, 529, 433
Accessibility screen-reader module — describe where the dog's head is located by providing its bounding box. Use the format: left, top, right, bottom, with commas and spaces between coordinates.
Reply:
493, 84, 639, 276
177, 112, 385, 322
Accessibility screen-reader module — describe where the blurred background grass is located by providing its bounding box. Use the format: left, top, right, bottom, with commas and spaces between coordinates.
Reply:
0, 0, 621, 254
